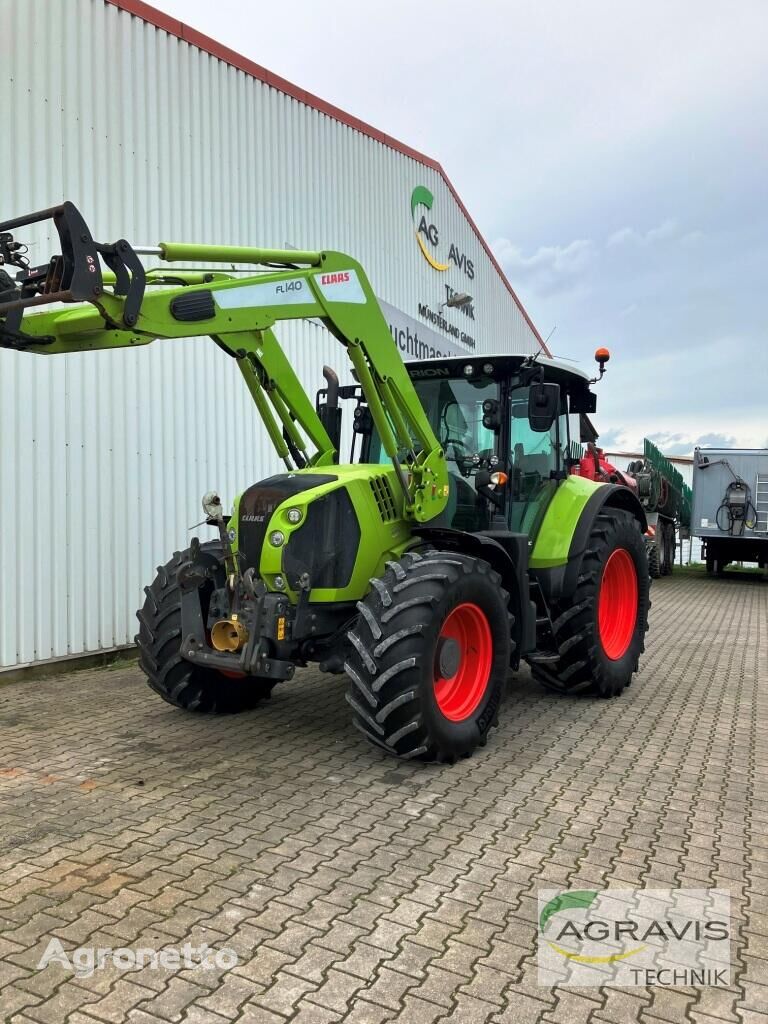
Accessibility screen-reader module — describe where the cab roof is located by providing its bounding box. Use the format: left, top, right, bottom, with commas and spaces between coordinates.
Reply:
405, 353, 592, 388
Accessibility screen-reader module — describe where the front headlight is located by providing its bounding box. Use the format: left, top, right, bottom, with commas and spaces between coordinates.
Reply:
202, 490, 223, 518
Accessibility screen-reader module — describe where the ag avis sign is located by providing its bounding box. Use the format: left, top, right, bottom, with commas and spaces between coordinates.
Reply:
411, 186, 475, 279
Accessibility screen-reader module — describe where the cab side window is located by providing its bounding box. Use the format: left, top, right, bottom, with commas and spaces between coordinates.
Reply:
508, 388, 566, 533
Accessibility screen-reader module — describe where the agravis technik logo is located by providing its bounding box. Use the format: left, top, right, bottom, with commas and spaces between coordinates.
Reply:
537, 888, 731, 988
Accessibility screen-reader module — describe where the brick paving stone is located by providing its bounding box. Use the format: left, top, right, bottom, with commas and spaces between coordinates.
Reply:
23, 978, 102, 1024
736, 1012, 768, 1024
436, 993, 499, 1023
235, 1005, 287, 1024
738, 980, 768, 1014
492, 989, 557, 1023
291, 1001, 343, 1024
85, 979, 158, 1023
690, 1013, 746, 1024
0, 575, 765, 1024
397, 994, 446, 1024
196, 971, 262, 1016
542, 988, 603, 1024
594, 988, 652, 1023
303, 967, 367, 1013
339, 999, 396, 1024
0, 985, 44, 1020
690, 986, 742, 1021
179, 1010, 232, 1024
334, 940, 394, 981
132, 977, 208, 1022
251, 970, 319, 1015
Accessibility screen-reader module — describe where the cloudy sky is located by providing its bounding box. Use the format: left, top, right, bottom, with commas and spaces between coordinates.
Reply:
154, 0, 767, 454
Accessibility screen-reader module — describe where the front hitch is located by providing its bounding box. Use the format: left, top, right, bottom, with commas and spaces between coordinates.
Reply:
182, 633, 295, 682
177, 549, 295, 682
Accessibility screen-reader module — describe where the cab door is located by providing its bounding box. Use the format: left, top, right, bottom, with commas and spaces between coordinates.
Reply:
506, 387, 569, 535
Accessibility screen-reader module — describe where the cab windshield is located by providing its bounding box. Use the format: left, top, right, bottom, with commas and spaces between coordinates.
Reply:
413, 376, 498, 474
368, 375, 498, 475
367, 373, 567, 535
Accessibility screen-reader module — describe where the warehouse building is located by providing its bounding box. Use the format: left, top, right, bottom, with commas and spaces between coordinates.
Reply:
1, 0, 547, 670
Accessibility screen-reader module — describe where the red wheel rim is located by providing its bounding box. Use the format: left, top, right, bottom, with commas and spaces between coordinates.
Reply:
433, 603, 493, 721
598, 548, 638, 660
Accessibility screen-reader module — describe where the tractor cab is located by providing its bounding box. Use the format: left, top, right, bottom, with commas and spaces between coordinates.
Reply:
345, 353, 598, 538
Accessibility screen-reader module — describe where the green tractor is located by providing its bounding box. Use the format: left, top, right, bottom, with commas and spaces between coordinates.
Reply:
0, 202, 650, 762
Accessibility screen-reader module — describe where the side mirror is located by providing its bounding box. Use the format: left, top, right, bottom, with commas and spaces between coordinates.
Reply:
528, 382, 560, 432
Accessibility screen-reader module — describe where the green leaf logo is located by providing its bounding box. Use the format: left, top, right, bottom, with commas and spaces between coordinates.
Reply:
539, 890, 598, 932
540, 890, 646, 964
410, 185, 434, 218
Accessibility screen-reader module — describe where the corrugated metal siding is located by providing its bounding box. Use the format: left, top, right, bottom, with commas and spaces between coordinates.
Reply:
1, 0, 542, 667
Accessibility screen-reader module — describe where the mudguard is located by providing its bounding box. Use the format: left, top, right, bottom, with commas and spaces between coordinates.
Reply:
530, 476, 647, 604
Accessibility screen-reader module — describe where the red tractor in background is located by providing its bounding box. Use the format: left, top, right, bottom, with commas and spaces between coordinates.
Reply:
573, 443, 639, 494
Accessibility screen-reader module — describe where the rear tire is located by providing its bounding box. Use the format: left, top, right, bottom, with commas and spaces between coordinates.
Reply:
648, 537, 661, 579
661, 522, 675, 576
136, 544, 275, 713
531, 508, 650, 697
658, 525, 669, 576
345, 550, 511, 762
669, 524, 677, 572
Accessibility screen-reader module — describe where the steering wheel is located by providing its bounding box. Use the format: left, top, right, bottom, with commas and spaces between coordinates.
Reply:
445, 440, 479, 479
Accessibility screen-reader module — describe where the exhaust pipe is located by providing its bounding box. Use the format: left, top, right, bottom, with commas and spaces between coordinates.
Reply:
210, 617, 249, 652
319, 365, 342, 462
323, 365, 339, 408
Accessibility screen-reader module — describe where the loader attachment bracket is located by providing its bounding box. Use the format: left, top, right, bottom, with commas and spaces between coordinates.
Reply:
0, 201, 145, 340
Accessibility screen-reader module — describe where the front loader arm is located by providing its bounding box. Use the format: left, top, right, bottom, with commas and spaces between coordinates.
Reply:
0, 201, 448, 521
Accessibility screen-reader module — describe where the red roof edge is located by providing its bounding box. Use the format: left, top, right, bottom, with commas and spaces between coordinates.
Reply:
104, 0, 549, 355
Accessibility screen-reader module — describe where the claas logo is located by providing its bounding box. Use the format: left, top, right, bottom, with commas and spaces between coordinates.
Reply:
320, 272, 350, 285
410, 186, 474, 279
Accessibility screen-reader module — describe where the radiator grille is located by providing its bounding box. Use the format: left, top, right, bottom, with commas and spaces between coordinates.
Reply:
370, 475, 397, 522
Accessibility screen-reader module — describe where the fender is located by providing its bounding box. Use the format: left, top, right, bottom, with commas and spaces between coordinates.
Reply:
411, 525, 536, 661
531, 478, 647, 604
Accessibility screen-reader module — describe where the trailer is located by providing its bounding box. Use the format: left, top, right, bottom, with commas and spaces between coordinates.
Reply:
691, 448, 768, 575
624, 439, 692, 578
572, 438, 692, 578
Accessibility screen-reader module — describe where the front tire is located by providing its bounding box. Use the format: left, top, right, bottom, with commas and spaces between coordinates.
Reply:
136, 545, 275, 713
531, 508, 650, 697
345, 550, 511, 762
